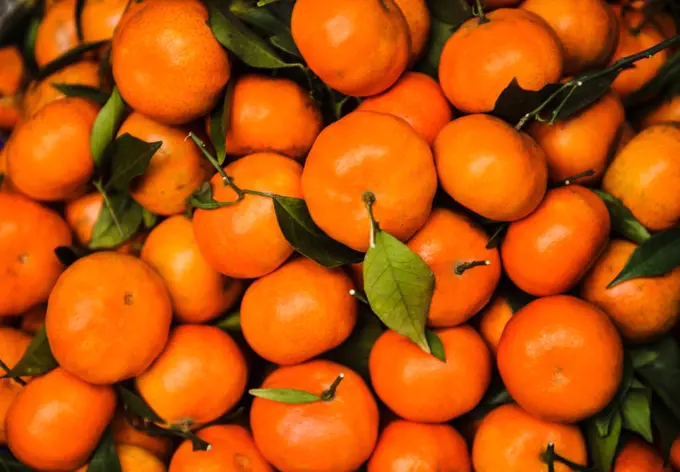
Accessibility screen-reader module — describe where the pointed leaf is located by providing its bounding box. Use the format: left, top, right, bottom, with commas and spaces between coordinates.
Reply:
621, 386, 653, 443
188, 182, 236, 210
86, 426, 122, 472
553, 75, 618, 122
209, 80, 234, 165
5, 326, 57, 378
89, 193, 143, 249
249, 388, 321, 404
51, 83, 109, 105
491, 79, 562, 125
587, 409, 622, 472
631, 336, 680, 421
594, 190, 651, 245
214, 312, 241, 333
106, 134, 162, 192
90, 87, 125, 167
37, 41, 109, 79
426, 330, 446, 362
115, 385, 164, 423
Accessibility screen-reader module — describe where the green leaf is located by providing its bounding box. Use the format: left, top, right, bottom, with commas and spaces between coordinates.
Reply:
491, 79, 562, 125
209, 80, 234, 165
587, 409, 622, 472
4, 326, 58, 378
363, 231, 435, 353
188, 182, 236, 210
625, 50, 680, 108
269, 32, 300, 57
595, 353, 635, 437
89, 193, 143, 249
37, 41, 109, 79
621, 386, 653, 442
272, 196, 364, 268
553, 76, 617, 122
115, 385, 164, 423
106, 134, 162, 192
631, 336, 680, 420
249, 388, 321, 404
22, 16, 40, 69
426, 330, 446, 362
324, 310, 383, 381
214, 312, 241, 333
86, 426, 122, 472
142, 209, 157, 229
594, 190, 651, 245
414, 18, 456, 78
651, 399, 680, 464
51, 83, 110, 105
90, 87, 126, 167
426, 0, 472, 25
0, 454, 37, 471
229, 0, 290, 34
607, 227, 680, 288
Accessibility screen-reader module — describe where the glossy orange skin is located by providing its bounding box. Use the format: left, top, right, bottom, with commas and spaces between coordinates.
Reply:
603, 123, 680, 231
7, 97, 98, 201
291, 0, 410, 97
82, 0, 128, 41
0, 328, 31, 444
117, 112, 206, 215
76, 444, 167, 472
111, 412, 173, 460
141, 215, 243, 324
367, 421, 471, 472
439, 8, 563, 113
136, 325, 248, 426
582, 239, 680, 343
498, 295, 623, 423
241, 257, 357, 365
35, 0, 78, 67
614, 438, 672, 472
20, 304, 46, 334
112, 0, 230, 124
0, 193, 72, 317
407, 208, 501, 327
521, 0, 618, 75
6, 368, 116, 471
370, 326, 491, 423
472, 404, 587, 472
529, 91, 625, 184
502, 185, 610, 296
65, 191, 103, 245
641, 95, 680, 128
250, 360, 379, 472
170, 425, 273, 472
434, 114, 548, 221
193, 152, 302, 279
477, 296, 514, 355
357, 72, 453, 145
302, 111, 437, 252
393, 0, 430, 62
0, 46, 23, 96
46, 252, 172, 384
224, 74, 323, 160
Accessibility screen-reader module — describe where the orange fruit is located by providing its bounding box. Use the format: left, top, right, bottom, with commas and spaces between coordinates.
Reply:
46, 252, 172, 384
521, 0, 618, 75
367, 420, 471, 472
581, 239, 680, 343
76, 444, 167, 472
407, 208, 501, 327
224, 74, 323, 160
0, 328, 31, 444
65, 191, 104, 245
136, 325, 248, 426
20, 304, 46, 334
472, 404, 587, 472
640, 95, 680, 129
302, 111, 437, 252
0, 46, 23, 96
81, 0, 128, 41
369, 326, 492, 423
192, 152, 303, 279
614, 438, 672, 472
393, 0, 431, 62
250, 360, 379, 471
112, 0, 230, 124
528, 91, 626, 185
356, 71, 454, 145
498, 295, 623, 423
291, 0, 410, 97
477, 295, 514, 355
141, 215, 244, 324
434, 113, 548, 221
35, 0, 78, 67
117, 112, 206, 215
241, 257, 357, 365
6, 368, 116, 471
439, 8, 563, 114
501, 185, 610, 296
169, 425, 273, 472
0, 193, 72, 317
603, 123, 680, 231
111, 411, 173, 460
7, 97, 98, 201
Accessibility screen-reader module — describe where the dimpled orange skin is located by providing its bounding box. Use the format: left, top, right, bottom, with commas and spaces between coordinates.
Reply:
291, 0, 410, 97
393, 0, 430, 62
141, 215, 244, 324
434, 114, 548, 222
136, 325, 248, 426
370, 326, 492, 423
0, 328, 31, 444
407, 208, 501, 327
501, 185, 610, 296
7, 97, 98, 201
117, 112, 206, 215
35, 0, 78, 67
438, 8, 563, 114
111, 412, 174, 460
241, 258, 357, 365
477, 296, 514, 355
614, 438, 672, 472
302, 111, 437, 252
0, 193, 72, 317
76, 444, 168, 472
603, 123, 680, 231
112, 0, 230, 124
46, 252, 173, 385
65, 192, 103, 245
169, 425, 273, 472
640, 95, 680, 129
193, 152, 303, 279
250, 360, 379, 472
224, 74, 323, 160
498, 295, 623, 423
20, 304, 46, 334
581, 239, 680, 343
529, 91, 625, 185
6, 368, 116, 471
472, 404, 587, 472
367, 421, 471, 472
0, 46, 23, 96
81, 0, 128, 41
357, 72, 454, 145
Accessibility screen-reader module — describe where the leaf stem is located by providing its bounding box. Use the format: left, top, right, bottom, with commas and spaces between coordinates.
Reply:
93, 179, 125, 238
0, 358, 26, 386
472, 0, 489, 24
454, 260, 490, 276
553, 169, 596, 187
362, 191, 379, 249
320, 373, 345, 401
187, 133, 239, 191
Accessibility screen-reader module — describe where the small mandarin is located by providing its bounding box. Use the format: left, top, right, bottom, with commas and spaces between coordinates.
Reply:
393, 0, 431, 62
65, 192, 104, 246
477, 296, 514, 355
81, 0, 128, 41
614, 438, 672, 472
34, 0, 78, 67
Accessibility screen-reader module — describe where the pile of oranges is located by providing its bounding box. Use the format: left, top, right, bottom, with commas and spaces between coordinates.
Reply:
1, 0, 680, 470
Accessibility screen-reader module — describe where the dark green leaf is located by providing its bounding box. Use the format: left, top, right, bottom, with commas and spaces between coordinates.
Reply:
51, 83, 109, 105
89, 193, 143, 249
54, 246, 82, 267
587, 409, 622, 472
594, 190, 651, 245
324, 310, 383, 381
167, 426, 211, 452
75, 0, 85, 42
363, 231, 435, 353
37, 41, 109, 79
273, 196, 363, 268
188, 182, 236, 210
269, 32, 300, 57
115, 385, 164, 423
249, 388, 321, 404
106, 134, 162, 192
91, 87, 126, 167
625, 50, 680, 107
608, 227, 680, 288
414, 18, 455, 78
209, 80, 234, 165
426, 330, 446, 362
22, 16, 40, 70
426, 0, 472, 25
86, 426, 122, 472
0, 453, 37, 471
214, 312, 241, 333
631, 336, 680, 420
229, 0, 289, 34
491, 79, 562, 125
4, 326, 58, 378
142, 209, 157, 229
651, 399, 680, 464
553, 76, 617, 122
621, 385, 653, 442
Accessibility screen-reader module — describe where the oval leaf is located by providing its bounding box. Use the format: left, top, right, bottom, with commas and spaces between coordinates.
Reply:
106, 134, 162, 192
631, 336, 680, 421
249, 388, 321, 404
209, 80, 234, 165
86, 426, 122, 472
37, 41, 109, 79
587, 409, 622, 472
115, 385, 164, 423
5, 326, 58, 378
621, 386, 653, 443
426, 330, 446, 362
91, 87, 126, 167
51, 83, 110, 105
594, 190, 650, 245
363, 231, 435, 353
89, 193, 143, 249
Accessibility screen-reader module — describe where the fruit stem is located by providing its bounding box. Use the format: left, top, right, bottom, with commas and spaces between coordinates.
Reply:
363, 191, 379, 249
472, 0, 489, 24
349, 289, 369, 305
93, 179, 125, 238
0, 358, 26, 386
542, 442, 590, 472
320, 373, 345, 401
553, 169, 596, 187
455, 260, 490, 276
